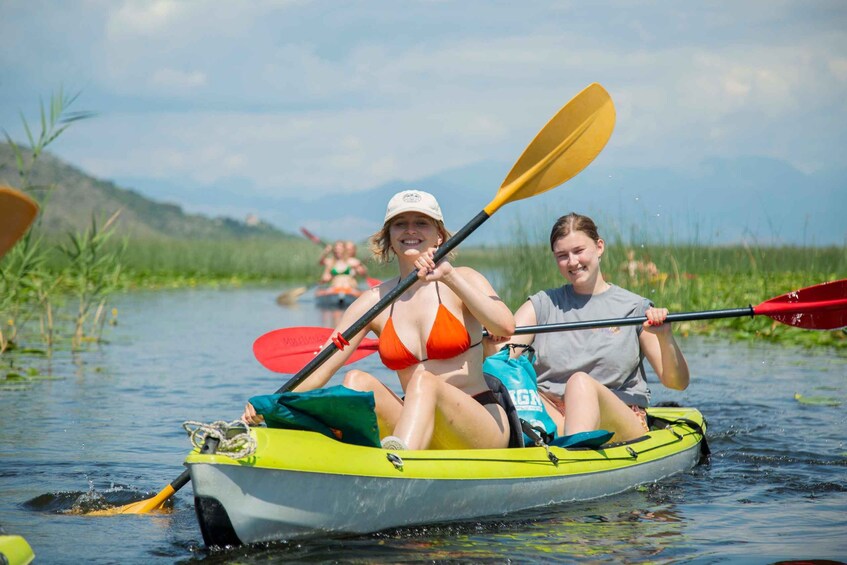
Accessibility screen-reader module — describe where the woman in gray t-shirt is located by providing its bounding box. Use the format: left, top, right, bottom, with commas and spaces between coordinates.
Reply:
494, 213, 689, 443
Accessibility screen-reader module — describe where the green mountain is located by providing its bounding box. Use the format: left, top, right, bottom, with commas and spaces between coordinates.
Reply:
0, 142, 294, 240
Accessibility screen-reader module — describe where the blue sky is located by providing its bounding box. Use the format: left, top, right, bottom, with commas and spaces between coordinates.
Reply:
2, 1, 845, 244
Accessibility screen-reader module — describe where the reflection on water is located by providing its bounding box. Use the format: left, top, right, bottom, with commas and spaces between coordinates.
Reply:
1, 286, 845, 563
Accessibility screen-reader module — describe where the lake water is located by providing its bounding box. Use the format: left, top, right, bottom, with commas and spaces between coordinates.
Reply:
1, 286, 845, 564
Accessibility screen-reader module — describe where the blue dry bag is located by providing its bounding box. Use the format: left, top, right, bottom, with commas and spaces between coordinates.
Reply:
483, 345, 558, 446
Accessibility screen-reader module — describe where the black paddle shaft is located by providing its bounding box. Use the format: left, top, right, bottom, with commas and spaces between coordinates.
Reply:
482, 306, 756, 337
275, 211, 491, 394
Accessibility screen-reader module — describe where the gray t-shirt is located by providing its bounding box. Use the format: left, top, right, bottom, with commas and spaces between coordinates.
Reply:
529, 284, 652, 407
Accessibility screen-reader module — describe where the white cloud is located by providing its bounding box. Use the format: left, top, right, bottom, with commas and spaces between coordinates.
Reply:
150, 68, 207, 90
106, 0, 186, 37
829, 58, 847, 82
3, 1, 845, 204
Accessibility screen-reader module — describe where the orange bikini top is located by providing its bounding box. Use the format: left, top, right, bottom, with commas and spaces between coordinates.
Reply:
379, 282, 476, 371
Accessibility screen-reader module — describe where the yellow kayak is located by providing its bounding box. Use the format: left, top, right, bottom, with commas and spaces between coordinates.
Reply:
185, 406, 707, 547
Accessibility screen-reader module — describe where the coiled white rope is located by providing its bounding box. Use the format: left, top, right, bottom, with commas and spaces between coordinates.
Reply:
182, 419, 257, 459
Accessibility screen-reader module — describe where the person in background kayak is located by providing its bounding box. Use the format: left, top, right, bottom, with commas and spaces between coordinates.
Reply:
243, 189, 516, 450
319, 239, 367, 289
488, 212, 689, 443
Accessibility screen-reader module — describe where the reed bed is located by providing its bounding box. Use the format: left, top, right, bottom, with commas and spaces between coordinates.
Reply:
100, 234, 846, 349
112, 238, 322, 288
490, 222, 846, 350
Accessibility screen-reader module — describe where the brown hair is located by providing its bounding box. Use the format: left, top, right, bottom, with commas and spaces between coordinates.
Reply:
369, 219, 453, 263
549, 213, 601, 250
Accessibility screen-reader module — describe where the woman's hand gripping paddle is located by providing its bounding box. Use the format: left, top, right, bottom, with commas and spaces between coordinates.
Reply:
254, 279, 847, 372
94, 82, 616, 515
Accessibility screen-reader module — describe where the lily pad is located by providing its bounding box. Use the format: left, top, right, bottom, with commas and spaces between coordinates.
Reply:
793, 393, 841, 407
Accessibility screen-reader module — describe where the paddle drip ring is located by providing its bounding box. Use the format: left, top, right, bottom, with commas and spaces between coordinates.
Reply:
182, 420, 257, 459
331, 332, 349, 350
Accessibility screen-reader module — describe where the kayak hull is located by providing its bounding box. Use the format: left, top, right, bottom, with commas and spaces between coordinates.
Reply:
186, 406, 706, 547
314, 286, 360, 310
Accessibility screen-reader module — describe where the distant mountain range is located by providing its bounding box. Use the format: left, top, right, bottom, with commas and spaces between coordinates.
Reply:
0, 142, 294, 240
2, 141, 844, 247
118, 153, 847, 248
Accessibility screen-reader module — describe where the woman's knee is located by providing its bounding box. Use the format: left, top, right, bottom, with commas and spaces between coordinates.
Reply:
404, 371, 438, 398
343, 369, 379, 391
565, 372, 597, 395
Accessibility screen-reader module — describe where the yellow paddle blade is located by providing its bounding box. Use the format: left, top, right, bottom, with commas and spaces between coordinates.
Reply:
484, 83, 615, 215
0, 185, 39, 259
86, 484, 176, 516
277, 286, 308, 305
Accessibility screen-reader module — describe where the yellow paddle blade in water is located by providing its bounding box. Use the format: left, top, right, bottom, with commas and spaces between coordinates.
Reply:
86, 484, 176, 516
484, 83, 615, 215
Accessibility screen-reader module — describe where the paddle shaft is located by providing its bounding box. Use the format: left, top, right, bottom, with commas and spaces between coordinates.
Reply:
156, 434, 218, 505
487, 307, 754, 337
482, 297, 847, 337
159, 434, 218, 505
274, 211, 489, 394
301, 227, 327, 246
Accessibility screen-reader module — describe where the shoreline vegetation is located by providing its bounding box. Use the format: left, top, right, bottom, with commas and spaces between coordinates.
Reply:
123, 238, 847, 351
5, 236, 844, 354
2, 90, 844, 366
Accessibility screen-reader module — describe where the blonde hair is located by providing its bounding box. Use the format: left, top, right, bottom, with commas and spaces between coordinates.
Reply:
369, 219, 454, 263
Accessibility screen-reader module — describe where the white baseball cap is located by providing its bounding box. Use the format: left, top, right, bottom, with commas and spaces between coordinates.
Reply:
384, 190, 443, 223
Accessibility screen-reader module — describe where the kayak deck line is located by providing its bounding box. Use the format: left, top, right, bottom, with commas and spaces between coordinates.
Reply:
185, 423, 703, 480
183, 407, 706, 479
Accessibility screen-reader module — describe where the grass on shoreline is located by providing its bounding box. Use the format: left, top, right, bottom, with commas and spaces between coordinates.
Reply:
25, 235, 847, 351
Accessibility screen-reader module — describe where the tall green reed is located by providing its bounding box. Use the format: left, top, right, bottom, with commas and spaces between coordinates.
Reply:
115, 238, 326, 287
60, 211, 125, 348
0, 88, 105, 358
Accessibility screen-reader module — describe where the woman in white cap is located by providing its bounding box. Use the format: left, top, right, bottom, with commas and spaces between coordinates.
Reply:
244, 189, 516, 450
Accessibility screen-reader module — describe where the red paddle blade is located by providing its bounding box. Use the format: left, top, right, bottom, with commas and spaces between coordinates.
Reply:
754, 279, 847, 330
253, 326, 379, 373
300, 227, 324, 246
366, 278, 382, 288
